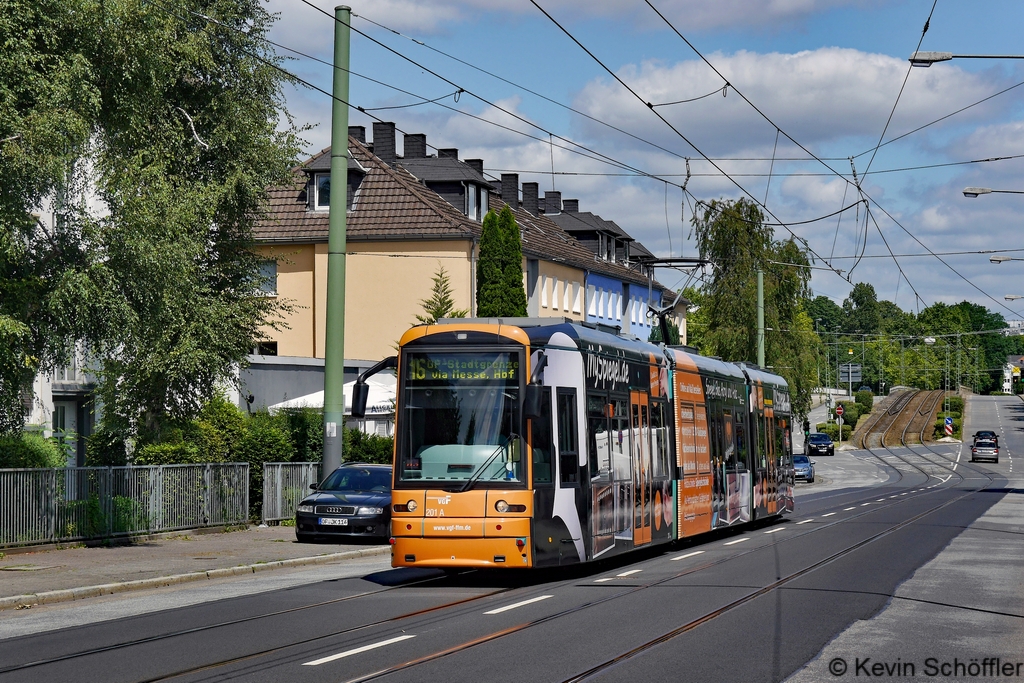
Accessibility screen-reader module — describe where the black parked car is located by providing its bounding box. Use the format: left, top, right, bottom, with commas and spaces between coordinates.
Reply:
806, 432, 835, 456
295, 463, 392, 542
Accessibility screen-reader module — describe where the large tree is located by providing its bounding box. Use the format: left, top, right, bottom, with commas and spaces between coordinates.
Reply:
0, 0, 300, 439
690, 198, 817, 417
477, 205, 527, 317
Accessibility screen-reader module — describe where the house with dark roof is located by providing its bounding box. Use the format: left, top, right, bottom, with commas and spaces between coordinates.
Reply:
248, 122, 686, 410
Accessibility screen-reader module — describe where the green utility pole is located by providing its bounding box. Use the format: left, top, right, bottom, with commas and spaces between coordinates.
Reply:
757, 269, 765, 367
322, 5, 351, 475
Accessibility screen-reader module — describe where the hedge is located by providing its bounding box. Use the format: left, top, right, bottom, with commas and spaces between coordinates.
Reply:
0, 433, 66, 468
855, 390, 874, 412
816, 423, 852, 442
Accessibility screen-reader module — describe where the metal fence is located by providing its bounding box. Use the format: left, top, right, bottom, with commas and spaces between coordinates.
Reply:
0, 464, 249, 548
262, 462, 320, 524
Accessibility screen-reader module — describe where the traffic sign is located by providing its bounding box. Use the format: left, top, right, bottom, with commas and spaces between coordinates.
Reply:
944, 416, 953, 426
835, 404, 845, 416
944, 423, 954, 436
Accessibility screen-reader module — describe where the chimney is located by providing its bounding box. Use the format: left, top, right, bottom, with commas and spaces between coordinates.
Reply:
348, 125, 366, 143
465, 159, 484, 176
544, 190, 562, 215
563, 198, 579, 212
501, 173, 519, 205
371, 121, 396, 166
438, 148, 459, 159
404, 133, 426, 159
523, 182, 539, 216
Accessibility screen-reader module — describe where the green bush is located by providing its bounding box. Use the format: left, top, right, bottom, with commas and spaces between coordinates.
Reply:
135, 442, 202, 465
238, 412, 294, 520
946, 396, 964, 414
0, 433, 66, 468
815, 423, 852, 442
344, 428, 394, 465
834, 401, 861, 428
855, 390, 874, 412
280, 407, 323, 462
86, 427, 129, 466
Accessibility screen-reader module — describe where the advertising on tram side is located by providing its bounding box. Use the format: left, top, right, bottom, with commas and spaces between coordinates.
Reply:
580, 339, 673, 558
672, 350, 713, 537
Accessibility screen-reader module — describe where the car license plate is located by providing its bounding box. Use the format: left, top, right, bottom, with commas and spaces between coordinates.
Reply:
319, 517, 348, 526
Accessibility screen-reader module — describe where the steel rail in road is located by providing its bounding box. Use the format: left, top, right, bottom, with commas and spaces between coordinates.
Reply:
0, 569, 514, 678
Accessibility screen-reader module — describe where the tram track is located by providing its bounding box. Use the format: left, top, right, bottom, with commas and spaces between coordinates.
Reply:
0, 569, 512, 677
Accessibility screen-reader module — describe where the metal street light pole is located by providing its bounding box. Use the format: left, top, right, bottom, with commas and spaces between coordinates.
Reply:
322, 5, 352, 474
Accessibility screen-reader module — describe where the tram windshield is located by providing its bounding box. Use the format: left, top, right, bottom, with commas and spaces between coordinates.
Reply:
398, 350, 524, 487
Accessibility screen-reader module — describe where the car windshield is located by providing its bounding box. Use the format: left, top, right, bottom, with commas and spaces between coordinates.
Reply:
808, 434, 832, 443
793, 455, 809, 465
320, 468, 392, 492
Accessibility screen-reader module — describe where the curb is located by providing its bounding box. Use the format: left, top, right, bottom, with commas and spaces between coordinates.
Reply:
0, 545, 391, 612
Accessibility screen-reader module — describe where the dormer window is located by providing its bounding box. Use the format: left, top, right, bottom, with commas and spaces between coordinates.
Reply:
465, 184, 489, 221
315, 173, 330, 210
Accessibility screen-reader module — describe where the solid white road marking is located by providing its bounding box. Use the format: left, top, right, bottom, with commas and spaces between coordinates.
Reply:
617, 569, 643, 577
303, 635, 416, 666
821, 512, 837, 517
484, 595, 554, 614
724, 538, 749, 546
796, 519, 813, 525
671, 550, 705, 561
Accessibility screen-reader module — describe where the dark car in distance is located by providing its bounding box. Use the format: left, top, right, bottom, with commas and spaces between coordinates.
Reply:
295, 463, 392, 542
973, 430, 999, 447
806, 432, 835, 456
793, 455, 815, 483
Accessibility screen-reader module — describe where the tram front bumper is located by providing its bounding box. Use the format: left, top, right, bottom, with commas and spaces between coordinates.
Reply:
391, 517, 532, 568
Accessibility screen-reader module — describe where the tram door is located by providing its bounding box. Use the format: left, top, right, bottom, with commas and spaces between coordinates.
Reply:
630, 391, 653, 546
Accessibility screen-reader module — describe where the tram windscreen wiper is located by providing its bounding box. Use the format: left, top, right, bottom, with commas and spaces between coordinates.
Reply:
459, 433, 519, 493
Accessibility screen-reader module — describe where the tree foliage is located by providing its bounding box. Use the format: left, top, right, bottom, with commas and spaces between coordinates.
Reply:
416, 264, 468, 324
477, 205, 527, 317
690, 198, 818, 417
0, 0, 301, 437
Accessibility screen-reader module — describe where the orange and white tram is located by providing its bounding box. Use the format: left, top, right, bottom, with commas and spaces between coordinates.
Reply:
352, 318, 794, 569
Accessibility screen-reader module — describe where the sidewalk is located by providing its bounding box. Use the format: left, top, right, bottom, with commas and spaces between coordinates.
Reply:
0, 526, 390, 611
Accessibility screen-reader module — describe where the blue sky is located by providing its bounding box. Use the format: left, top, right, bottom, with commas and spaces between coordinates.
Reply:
267, 0, 1024, 320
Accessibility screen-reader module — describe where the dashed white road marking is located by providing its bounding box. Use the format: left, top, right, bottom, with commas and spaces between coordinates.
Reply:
822, 512, 837, 517
303, 635, 416, 666
861, 503, 871, 506
724, 538, 749, 546
671, 550, 705, 561
483, 595, 554, 614
796, 519, 814, 525
764, 528, 784, 534
617, 569, 643, 577
844, 507, 856, 511
594, 578, 614, 582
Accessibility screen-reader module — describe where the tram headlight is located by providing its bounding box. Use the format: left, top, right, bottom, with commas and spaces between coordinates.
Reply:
495, 500, 510, 513
406, 499, 418, 512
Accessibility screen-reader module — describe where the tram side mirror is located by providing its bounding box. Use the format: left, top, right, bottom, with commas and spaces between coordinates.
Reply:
351, 382, 370, 418
524, 384, 543, 419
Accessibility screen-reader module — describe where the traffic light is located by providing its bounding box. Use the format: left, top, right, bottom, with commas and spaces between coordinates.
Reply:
803, 419, 810, 438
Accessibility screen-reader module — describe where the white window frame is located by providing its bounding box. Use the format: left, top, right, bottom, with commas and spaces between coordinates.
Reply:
258, 260, 278, 297
315, 173, 330, 210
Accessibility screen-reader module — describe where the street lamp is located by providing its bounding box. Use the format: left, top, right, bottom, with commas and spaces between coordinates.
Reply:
964, 187, 1024, 198
910, 51, 1024, 67
991, 255, 1024, 264
1006, 295, 1023, 301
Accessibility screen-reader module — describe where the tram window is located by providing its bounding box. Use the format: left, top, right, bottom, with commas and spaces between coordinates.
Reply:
557, 389, 579, 485
530, 388, 553, 484
587, 393, 610, 478
735, 414, 749, 471
723, 410, 737, 470
611, 398, 631, 481
650, 401, 670, 479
